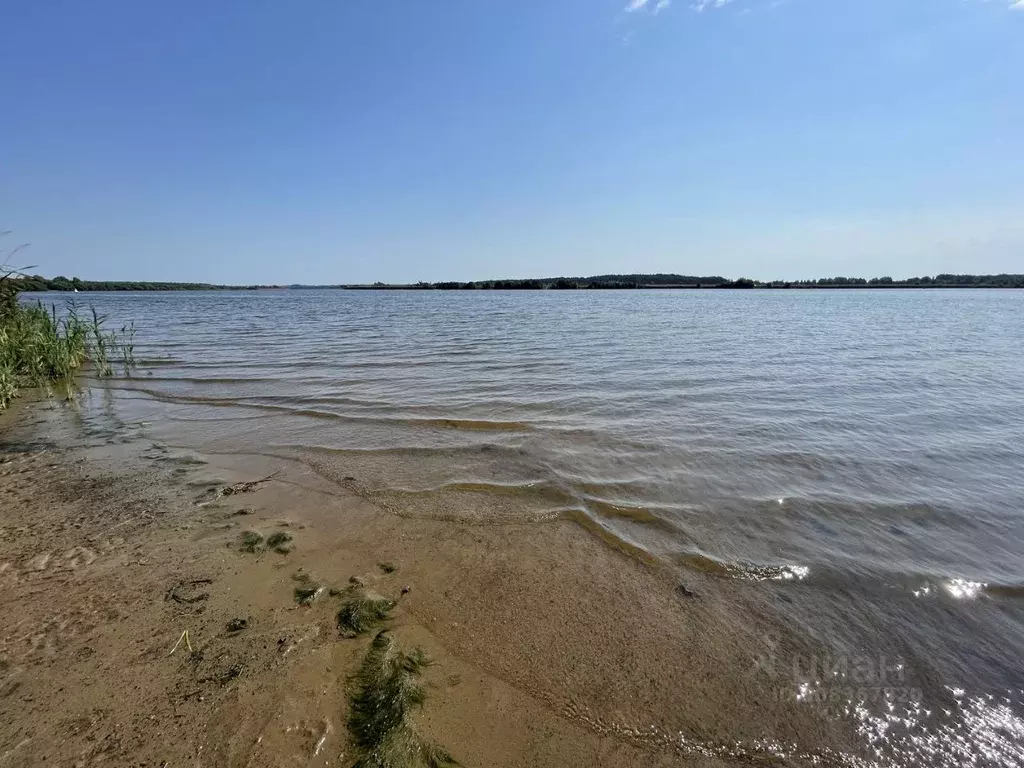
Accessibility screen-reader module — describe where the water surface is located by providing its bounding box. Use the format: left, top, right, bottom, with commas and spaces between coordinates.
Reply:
31, 288, 1024, 765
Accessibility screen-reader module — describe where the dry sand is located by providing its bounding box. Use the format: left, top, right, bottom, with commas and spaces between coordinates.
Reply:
0, 400, 863, 767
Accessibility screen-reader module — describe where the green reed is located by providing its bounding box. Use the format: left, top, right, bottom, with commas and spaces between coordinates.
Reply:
0, 282, 135, 409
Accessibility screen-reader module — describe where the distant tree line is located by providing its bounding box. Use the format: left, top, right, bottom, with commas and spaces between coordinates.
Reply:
349, 273, 1024, 290
759, 274, 1024, 289
9, 272, 1024, 293
12, 275, 271, 292
361, 273, 728, 290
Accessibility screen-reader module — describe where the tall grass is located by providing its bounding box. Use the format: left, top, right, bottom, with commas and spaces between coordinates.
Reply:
0, 280, 133, 409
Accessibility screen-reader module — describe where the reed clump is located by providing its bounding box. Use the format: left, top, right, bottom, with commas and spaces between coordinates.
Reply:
347, 630, 458, 768
0, 271, 135, 409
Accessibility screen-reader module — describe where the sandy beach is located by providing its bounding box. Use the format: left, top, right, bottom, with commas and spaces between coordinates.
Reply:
0, 398, 874, 768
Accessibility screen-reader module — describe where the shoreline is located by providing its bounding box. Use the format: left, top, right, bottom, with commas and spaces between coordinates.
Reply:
0, 398, 874, 767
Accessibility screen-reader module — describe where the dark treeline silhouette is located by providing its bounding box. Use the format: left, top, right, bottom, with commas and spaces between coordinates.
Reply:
362, 274, 727, 290
783, 274, 1024, 288
347, 273, 1024, 290
12, 275, 272, 292
10, 272, 1024, 292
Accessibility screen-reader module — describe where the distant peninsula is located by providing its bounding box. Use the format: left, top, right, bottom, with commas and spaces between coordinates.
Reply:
10, 272, 1024, 292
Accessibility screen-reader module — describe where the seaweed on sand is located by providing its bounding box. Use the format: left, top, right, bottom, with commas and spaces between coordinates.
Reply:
338, 591, 395, 638
293, 571, 324, 605
240, 530, 264, 553
347, 630, 458, 768
266, 531, 293, 554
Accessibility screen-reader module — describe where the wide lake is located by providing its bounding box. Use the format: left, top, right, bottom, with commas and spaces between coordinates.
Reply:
28, 287, 1024, 765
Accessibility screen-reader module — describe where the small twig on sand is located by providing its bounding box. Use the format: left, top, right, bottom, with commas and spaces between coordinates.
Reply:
166, 578, 213, 605
169, 628, 193, 655
221, 470, 282, 497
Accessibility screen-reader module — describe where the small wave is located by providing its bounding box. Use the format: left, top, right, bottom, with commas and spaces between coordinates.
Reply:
101, 388, 533, 432
559, 510, 659, 565
984, 583, 1024, 599
123, 375, 285, 385
673, 552, 811, 582
379, 479, 577, 506
131, 358, 181, 367
910, 578, 1024, 601
297, 443, 509, 458
579, 497, 684, 535
404, 417, 532, 431
372, 481, 687, 539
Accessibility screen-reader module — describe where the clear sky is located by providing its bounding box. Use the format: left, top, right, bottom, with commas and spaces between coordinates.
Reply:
1, 0, 1022, 284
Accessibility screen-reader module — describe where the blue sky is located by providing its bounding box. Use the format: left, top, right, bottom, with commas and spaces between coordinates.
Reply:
1, 0, 1021, 283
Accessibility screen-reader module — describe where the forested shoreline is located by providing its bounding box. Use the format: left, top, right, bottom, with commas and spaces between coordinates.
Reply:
12, 275, 265, 291
9, 272, 1024, 292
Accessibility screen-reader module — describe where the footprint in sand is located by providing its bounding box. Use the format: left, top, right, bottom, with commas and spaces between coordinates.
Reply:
19, 547, 99, 575
21, 614, 93, 659
26, 552, 52, 572
62, 546, 98, 569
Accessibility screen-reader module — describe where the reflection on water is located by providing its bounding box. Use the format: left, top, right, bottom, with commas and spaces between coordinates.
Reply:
30, 288, 1024, 766
850, 689, 1024, 768
555, 687, 1024, 767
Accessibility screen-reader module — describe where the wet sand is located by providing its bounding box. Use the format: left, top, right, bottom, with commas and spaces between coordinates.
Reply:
1, 400, 871, 767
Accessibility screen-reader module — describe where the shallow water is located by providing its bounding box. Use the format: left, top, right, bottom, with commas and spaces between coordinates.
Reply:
28, 288, 1024, 765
